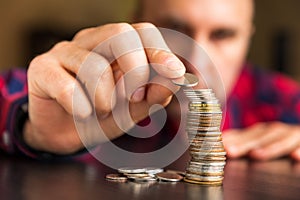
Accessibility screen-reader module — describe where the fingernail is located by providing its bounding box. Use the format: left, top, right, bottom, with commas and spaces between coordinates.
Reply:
131, 87, 145, 102
166, 58, 185, 71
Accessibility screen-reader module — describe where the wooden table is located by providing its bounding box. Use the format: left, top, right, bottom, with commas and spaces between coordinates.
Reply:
1, 151, 300, 200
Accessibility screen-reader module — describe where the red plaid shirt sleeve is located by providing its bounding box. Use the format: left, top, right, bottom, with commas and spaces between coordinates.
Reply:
223, 63, 300, 130
0, 69, 34, 156
0, 69, 87, 159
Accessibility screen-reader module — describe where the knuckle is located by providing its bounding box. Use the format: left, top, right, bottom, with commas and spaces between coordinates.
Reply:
56, 82, 75, 101
52, 41, 71, 52
28, 55, 44, 70
135, 22, 156, 29
112, 22, 134, 34
73, 27, 96, 40
28, 54, 52, 76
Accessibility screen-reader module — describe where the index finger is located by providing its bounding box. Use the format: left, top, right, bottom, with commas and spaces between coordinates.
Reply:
73, 23, 185, 99
132, 23, 186, 78
74, 23, 149, 101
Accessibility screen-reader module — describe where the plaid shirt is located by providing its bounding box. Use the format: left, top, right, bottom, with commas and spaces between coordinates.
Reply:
1, 63, 300, 158
0, 69, 29, 156
223, 63, 300, 130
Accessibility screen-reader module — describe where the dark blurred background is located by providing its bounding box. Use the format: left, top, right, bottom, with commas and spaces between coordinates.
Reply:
0, 0, 299, 81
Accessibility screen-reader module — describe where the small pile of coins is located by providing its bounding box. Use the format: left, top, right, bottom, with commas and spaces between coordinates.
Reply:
183, 89, 226, 185
106, 167, 184, 183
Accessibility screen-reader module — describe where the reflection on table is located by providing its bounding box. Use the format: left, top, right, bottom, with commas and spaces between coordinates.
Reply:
1, 152, 300, 200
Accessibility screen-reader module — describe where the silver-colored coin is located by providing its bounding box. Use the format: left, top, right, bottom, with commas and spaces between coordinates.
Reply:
184, 88, 213, 93
189, 108, 222, 113
106, 174, 127, 182
172, 73, 199, 87
132, 178, 157, 182
196, 156, 227, 161
125, 173, 154, 178
189, 137, 222, 143
190, 140, 224, 146
186, 167, 225, 175
187, 165, 225, 173
190, 151, 226, 157
189, 147, 225, 152
187, 113, 223, 118
186, 121, 221, 127
128, 175, 157, 182
187, 118, 222, 123
186, 126, 220, 132
118, 167, 146, 174
186, 116, 222, 121
189, 160, 226, 166
186, 120, 222, 126
189, 141, 224, 148
144, 167, 164, 174
189, 102, 220, 107
156, 172, 183, 182
189, 146, 224, 152
186, 166, 225, 173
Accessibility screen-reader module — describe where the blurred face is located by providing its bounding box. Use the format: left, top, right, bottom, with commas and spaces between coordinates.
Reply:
139, 0, 254, 96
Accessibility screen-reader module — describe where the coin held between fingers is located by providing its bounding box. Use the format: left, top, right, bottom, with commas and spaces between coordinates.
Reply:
172, 73, 199, 87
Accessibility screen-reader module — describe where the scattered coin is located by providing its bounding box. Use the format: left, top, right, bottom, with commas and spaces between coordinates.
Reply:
144, 167, 164, 174
118, 167, 146, 174
106, 168, 184, 184
128, 175, 157, 182
106, 174, 127, 182
125, 173, 154, 178
156, 172, 183, 182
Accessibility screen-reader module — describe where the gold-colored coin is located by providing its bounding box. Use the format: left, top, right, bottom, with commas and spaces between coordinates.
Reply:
106, 174, 127, 182
184, 177, 223, 186
165, 169, 186, 177
156, 172, 183, 182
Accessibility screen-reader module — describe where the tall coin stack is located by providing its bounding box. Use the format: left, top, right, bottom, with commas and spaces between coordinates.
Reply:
183, 89, 226, 186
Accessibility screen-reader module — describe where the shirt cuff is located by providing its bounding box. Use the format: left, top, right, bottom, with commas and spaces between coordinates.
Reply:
6, 95, 87, 160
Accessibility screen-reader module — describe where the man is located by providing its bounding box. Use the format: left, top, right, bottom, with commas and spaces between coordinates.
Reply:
1, 0, 300, 160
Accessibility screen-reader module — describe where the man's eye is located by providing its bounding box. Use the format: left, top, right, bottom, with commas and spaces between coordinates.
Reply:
160, 20, 192, 36
210, 29, 236, 41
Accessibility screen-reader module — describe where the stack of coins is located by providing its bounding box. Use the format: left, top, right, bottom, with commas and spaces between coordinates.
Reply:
183, 89, 226, 185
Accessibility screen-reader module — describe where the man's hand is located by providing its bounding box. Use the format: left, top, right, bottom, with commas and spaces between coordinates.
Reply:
222, 122, 300, 161
24, 23, 186, 155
